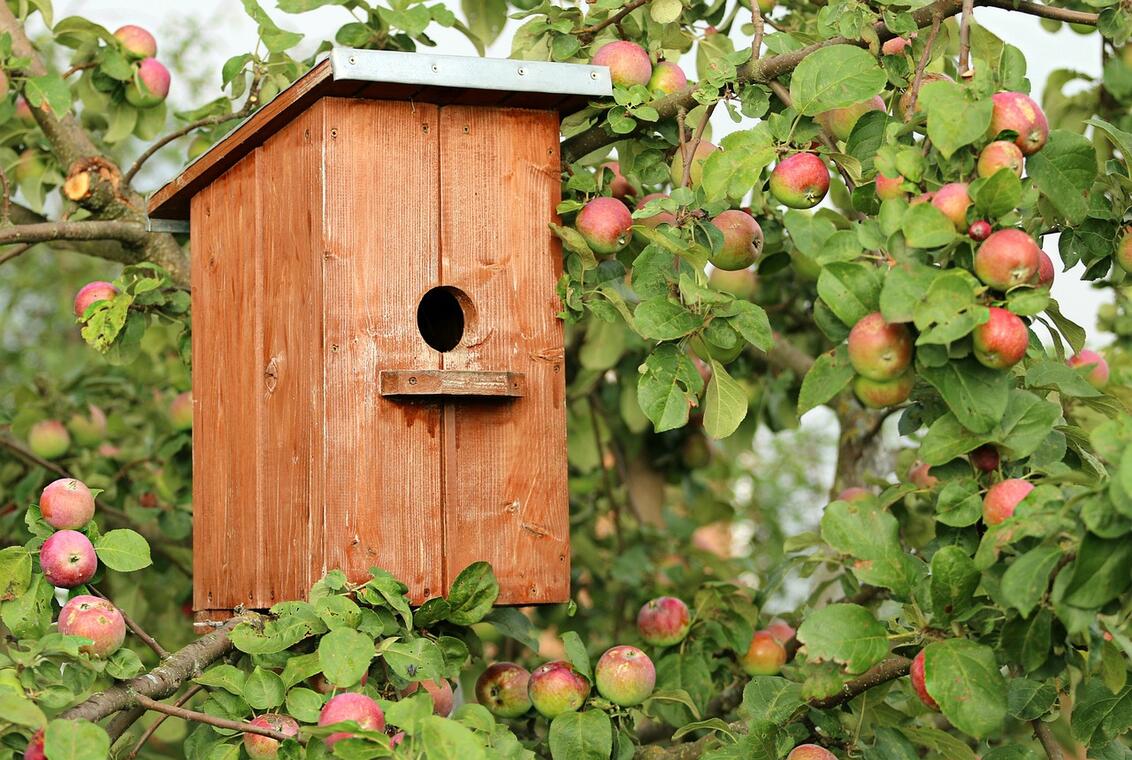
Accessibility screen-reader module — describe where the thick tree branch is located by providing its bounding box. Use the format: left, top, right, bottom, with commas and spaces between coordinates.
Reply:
0, 220, 149, 247
1032, 719, 1065, 760
7, 202, 146, 267
133, 693, 305, 744
0, 5, 190, 284
560, 0, 1097, 164
59, 614, 258, 722
124, 685, 204, 759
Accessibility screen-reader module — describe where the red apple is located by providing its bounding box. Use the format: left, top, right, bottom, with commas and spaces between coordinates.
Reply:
854, 371, 914, 408
67, 404, 107, 447
709, 209, 763, 270
741, 631, 787, 676
169, 391, 193, 431
23, 729, 44, 760
402, 679, 454, 716
39, 478, 95, 530
125, 58, 171, 108
27, 420, 70, 460
989, 92, 1049, 156
318, 693, 385, 747
970, 444, 1000, 473
476, 662, 532, 718
968, 220, 992, 241
594, 645, 656, 706
837, 487, 871, 502
600, 161, 637, 200
670, 140, 717, 188
40, 530, 97, 588
910, 649, 939, 710
974, 229, 1041, 291
908, 462, 939, 490
58, 595, 125, 657
977, 140, 1024, 178
1116, 227, 1132, 274
788, 745, 837, 760
576, 196, 633, 254
637, 596, 691, 646
931, 182, 971, 231
847, 312, 913, 381
766, 619, 796, 645
973, 306, 1028, 369
881, 36, 913, 55
648, 61, 687, 95
769, 153, 829, 209
983, 478, 1033, 525
527, 660, 591, 718
243, 714, 299, 758
114, 25, 157, 59
817, 96, 885, 142
14, 96, 34, 123
1036, 251, 1055, 288
592, 40, 653, 88
74, 281, 118, 318
636, 192, 677, 228
1068, 349, 1110, 388
875, 173, 905, 201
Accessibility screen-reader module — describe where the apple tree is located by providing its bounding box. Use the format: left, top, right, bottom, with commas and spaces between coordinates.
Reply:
1, 0, 1132, 757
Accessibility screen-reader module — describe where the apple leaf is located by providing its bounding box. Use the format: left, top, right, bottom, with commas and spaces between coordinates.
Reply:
796, 603, 888, 674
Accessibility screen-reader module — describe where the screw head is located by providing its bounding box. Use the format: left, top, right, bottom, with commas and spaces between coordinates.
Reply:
431, 63, 439, 73
590, 71, 599, 80
348, 56, 357, 65
517, 66, 527, 76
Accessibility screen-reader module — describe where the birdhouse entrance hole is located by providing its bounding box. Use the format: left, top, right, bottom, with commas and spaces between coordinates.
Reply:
417, 286, 474, 352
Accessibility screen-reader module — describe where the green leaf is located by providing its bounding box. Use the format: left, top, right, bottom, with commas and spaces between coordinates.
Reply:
724, 301, 774, 351
703, 360, 748, 439
195, 664, 248, 695
901, 726, 979, 760
445, 561, 499, 625
1060, 534, 1132, 608
789, 45, 887, 116
919, 359, 1010, 435
484, 607, 540, 652
0, 690, 46, 728
0, 547, 31, 601
634, 298, 702, 340
549, 710, 613, 760
1025, 360, 1101, 398
44, 719, 110, 760
738, 677, 805, 724
1086, 116, 1132, 167
461, 0, 507, 46
381, 637, 445, 682
796, 603, 888, 674
25, 74, 72, 117
913, 270, 988, 345
93, 529, 152, 572
240, 0, 303, 51
419, 714, 488, 759
285, 687, 323, 723
650, 0, 683, 23
973, 169, 1023, 219
817, 262, 882, 327
1007, 678, 1057, 720
880, 261, 940, 323
923, 639, 1007, 739
929, 546, 979, 621
1027, 130, 1098, 225
243, 666, 286, 710
934, 480, 986, 527
918, 80, 994, 159
561, 630, 592, 680
701, 127, 776, 203
996, 390, 1062, 460
1073, 681, 1132, 748
229, 602, 327, 654
902, 202, 958, 248
280, 652, 322, 689
638, 344, 704, 432
798, 345, 853, 414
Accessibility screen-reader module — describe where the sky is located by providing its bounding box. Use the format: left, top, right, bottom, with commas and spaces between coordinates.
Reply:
53, 0, 1109, 339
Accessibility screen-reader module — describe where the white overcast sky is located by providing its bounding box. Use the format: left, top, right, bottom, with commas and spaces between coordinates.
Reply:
54, 0, 1107, 341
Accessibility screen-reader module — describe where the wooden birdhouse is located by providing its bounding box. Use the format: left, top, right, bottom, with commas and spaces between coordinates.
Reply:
147, 49, 611, 628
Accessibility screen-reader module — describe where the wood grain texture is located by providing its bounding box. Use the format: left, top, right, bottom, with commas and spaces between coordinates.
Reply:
255, 106, 325, 607
437, 106, 569, 604
321, 98, 445, 603
379, 369, 525, 397
190, 150, 261, 613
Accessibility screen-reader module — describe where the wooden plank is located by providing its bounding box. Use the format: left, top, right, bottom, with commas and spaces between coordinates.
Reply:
190, 150, 261, 613
254, 105, 325, 608
438, 106, 569, 604
149, 60, 333, 220
321, 98, 445, 604
379, 370, 525, 397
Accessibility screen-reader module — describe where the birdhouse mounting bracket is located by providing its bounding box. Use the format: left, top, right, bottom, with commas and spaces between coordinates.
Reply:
378, 369, 525, 398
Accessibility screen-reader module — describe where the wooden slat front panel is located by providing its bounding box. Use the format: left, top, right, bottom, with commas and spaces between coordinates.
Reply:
321, 98, 445, 602
255, 107, 325, 607
190, 151, 261, 613
438, 106, 569, 604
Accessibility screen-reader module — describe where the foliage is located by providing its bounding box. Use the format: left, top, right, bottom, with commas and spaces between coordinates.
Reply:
0, 0, 1130, 757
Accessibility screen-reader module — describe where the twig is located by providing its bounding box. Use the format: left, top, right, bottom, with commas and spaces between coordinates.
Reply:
905, 14, 942, 122
62, 62, 96, 79
576, 0, 652, 42
751, 2, 765, 61
958, 0, 975, 78
124, 71, 263, 185
89, 584, 170, 659
1032, 719, 1064, 760
681, 101, 716, 189
133, 693, 305, 744
60, 614, 257, 722
0, 220, 149, 247
125, 684, 204, 759
981, 0, 1096, 24
0, 243, 33, 266
676, 106, 689, 187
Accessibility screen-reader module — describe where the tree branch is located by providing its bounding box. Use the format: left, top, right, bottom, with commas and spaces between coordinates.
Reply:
576, 0, 652, 43
59, 614, 258, 722
124, 685, 204, 759
958, 0, 975, 78
0, 220, 150, 247
1032, 719, 1065, 760
133, 693, 304, 744
906, 14, 943, 122
751, 2, 766, 61
560, 0, 1097, 164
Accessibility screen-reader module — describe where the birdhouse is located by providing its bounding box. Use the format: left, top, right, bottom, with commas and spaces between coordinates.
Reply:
147, 49, 611, 628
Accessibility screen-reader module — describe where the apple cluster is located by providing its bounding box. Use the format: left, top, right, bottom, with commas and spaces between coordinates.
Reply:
112, 25, 170, 109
